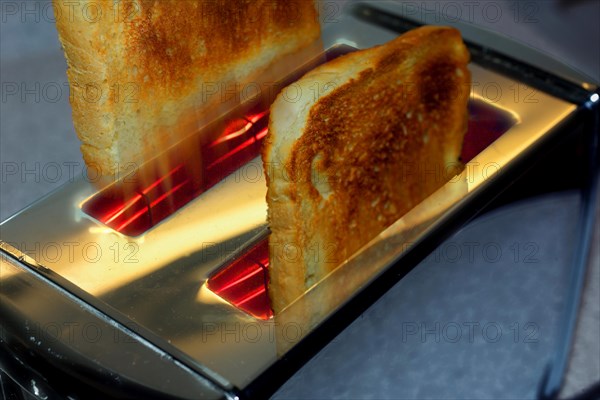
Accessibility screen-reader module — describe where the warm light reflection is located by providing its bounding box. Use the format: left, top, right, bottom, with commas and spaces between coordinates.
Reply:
196, 284, 231, 306
87, 227, 118, 235
211, 121, 253, 145
0, 259, 20, 280
75, 189, 268, 295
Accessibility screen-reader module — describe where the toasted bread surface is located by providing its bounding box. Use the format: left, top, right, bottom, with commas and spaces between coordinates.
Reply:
53, 0, 321, 175
263, 26, 471, 313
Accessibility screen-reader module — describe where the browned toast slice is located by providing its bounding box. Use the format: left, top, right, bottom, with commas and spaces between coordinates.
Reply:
53, 0, 321, 176
262, 26, 471, 314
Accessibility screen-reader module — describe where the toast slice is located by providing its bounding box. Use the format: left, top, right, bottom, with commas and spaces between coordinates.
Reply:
262, 26, 471, 314
53, 0, 321, 176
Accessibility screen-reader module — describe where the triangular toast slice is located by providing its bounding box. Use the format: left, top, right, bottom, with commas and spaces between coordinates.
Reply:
262, 26, 471, 313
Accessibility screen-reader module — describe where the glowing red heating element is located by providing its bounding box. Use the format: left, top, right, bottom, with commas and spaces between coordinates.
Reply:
207, 239, 272, 320
82, 111, 269, 236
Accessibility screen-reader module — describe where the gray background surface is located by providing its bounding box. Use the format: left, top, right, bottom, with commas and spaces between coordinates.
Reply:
1, 1, 598, 398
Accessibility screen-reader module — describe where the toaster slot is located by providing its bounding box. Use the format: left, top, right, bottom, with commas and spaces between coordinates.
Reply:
81, 111, 270, 236
207, 239, 272, 320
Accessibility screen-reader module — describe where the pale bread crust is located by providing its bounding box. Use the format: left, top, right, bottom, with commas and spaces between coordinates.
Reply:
53, 0, 321, 176
263, 26, 471, 313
